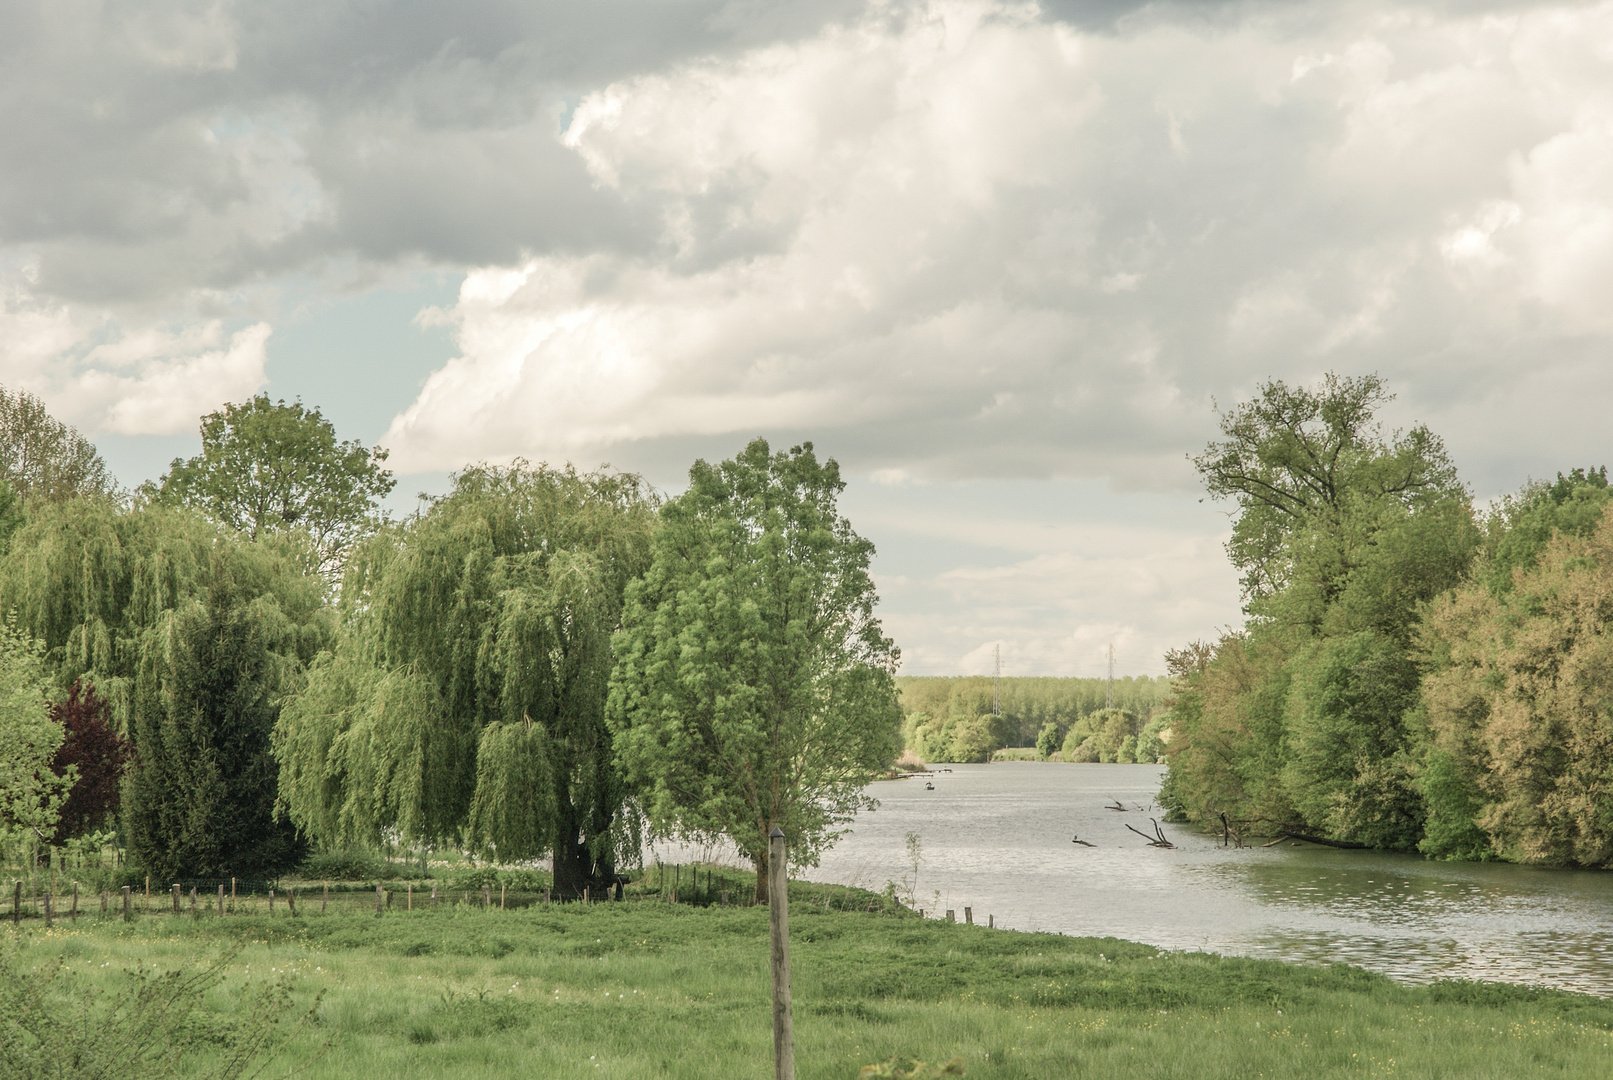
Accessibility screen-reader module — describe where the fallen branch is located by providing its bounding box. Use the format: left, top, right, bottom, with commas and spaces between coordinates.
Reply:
1105, 799, 1128, 812
1273, 830, 1368, 850
1125, 818, 1175, 848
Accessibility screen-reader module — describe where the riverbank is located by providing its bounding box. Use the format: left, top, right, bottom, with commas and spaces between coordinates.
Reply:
8, 891, 1612, 1078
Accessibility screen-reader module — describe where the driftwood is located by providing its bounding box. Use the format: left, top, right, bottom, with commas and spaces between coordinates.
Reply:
1071, 835, 1095, 847
1105, 799, 1127, 812
1125, 818, 1174, 848
1268, 831, 1368, 850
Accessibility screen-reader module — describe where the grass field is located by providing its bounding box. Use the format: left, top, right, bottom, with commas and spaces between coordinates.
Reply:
7, 882, 1613, 1079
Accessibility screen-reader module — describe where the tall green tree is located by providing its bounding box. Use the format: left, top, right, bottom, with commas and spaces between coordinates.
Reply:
157, 395, 394, 577
1167, 374, 1478, 847
274, 463, 656, 898
608, 440, 902, 901
0, 384, 117, 504
125, 568, 310, 881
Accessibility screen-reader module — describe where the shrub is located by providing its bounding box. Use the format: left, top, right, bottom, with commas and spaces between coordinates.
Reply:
298, 848, 400, 881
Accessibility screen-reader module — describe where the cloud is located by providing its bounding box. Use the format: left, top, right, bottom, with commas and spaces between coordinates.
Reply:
374, 1, 1613, 492
0, 273, 268, 435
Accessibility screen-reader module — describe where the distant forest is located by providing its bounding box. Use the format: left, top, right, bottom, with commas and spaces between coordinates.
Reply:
897, 674, 1173, 764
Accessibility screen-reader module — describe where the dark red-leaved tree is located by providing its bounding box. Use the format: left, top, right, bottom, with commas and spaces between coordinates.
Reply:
49, 681, 133, 840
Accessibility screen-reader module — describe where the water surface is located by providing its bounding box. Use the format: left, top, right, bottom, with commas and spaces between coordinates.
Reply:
808, 762, 1613, 996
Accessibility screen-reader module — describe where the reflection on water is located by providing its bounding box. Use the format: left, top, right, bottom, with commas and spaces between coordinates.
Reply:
806, 762, 1613, 996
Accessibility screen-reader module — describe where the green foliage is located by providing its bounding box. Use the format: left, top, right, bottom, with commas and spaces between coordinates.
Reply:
609, 439, 902, 897
1419, 504, 1613, 866
156, 394, 394, 577
0, 499, 327, 728
125, 564, 315, 881
898, 675, 1172, 756
0, 939, 313, 1080
1166, 374, 1479, 848
274, 462, 655, 898
0, 481, 24, 555
0, 384, 118, 504
0, 623, 71, 842
297, 847, 402, 881
1279, 632, 1423, 848
1480, 466, 1612, 595
1034, 722, 1059, 760
1057, 707, 1140, 763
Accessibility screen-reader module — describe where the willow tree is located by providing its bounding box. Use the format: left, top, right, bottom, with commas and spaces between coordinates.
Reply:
0, 497, 327, 728
274, 463, 656, 898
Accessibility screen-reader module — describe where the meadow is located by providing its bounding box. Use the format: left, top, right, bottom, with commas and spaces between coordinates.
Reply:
7, 876, 1613, 1079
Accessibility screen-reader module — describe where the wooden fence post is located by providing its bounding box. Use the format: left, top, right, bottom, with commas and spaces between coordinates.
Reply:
323, 882, 328, 914
172, 883, 181, 914
482, 883, 490, 909
71, 881, 79, 922
768, 824, 795, 1080
375, 883, 383, 916
408, 882, 413, 911
431, 882, 438, 906
288, 888, 297, 917
121, 885, 130, 922
218, 885, 225, 916
964, 907, 973, 925
268, 888, 275, 914
190, 887, 198, 917
231, 877, 236, 912
988, 914, 994, 929
43, 889, 52, 927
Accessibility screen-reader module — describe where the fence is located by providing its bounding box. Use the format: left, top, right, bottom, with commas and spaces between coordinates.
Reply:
5, 863, 889, 924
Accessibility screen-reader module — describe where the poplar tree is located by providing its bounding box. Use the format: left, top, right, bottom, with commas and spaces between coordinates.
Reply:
274, 463, 656, 897
608, 440, 903, 901
0, 384, 117, 503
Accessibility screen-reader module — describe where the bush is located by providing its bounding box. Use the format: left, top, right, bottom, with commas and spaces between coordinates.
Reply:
441, 867, 551, 891
298, 848, 401, 881
0, 938, 317, 1079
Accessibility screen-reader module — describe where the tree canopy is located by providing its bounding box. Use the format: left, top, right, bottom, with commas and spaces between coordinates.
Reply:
273, 462, 657, 897
157, 394, 395, 577
0, 623, 71, 845
608, 439, 902, 900
0, 384, 117, 503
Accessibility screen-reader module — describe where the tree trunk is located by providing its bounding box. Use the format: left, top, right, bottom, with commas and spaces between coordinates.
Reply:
550, 797, 617, 900
752, 850, 769, 904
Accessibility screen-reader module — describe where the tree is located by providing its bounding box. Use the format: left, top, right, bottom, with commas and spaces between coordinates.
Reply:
0, 623, 71, 846
124, 571, 308, 881
157, 395, 395, 577
0, 384, 118, 503
608, 439, 903, 901
48, 681, 133, 841
1193, 372, 1464, 611
273, 463, 656, 898
1166, 374, 1478, 848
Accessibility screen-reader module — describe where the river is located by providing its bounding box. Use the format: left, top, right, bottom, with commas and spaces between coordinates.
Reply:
805, 762, 1613, 996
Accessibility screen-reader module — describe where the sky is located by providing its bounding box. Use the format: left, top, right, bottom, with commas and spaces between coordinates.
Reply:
4, 0, 1613, 677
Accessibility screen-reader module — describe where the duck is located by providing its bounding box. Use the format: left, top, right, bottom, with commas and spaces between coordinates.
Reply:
924, 782, 935, 790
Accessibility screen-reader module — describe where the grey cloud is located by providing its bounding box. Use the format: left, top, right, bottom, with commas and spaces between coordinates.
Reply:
0, 0, 866, 304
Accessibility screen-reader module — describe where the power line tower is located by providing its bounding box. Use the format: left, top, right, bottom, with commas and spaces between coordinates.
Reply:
992, 643, 1002, 716
1105, 643, 1115, 710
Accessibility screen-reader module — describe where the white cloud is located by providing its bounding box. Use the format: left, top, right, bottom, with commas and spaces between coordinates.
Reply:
379, 1, 1613, 490
0, 277, 268, 435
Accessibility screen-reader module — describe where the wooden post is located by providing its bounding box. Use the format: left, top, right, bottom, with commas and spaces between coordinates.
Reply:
542, 888, 550, 905
768, 825, 795, 1080
964, 907, 973, 925
584, 886, 590, 904
43, 889, 52, 927
482, 883, 490, 909
145, 875, 150, 912
268, 888, 275, 914
288, 888, 297, 917
121, 885, 131, 921
218, 884, 225, 916
101, 890, 109, 916
375, 883, 383, 916
431, 882, 438, 905
172, 883, 181, 914
190, 887, 198, 917
721, 889, 729, 907
323, 882, 329, 914
71, 881, 79, 922
988, 914, 994, 929
231, 877, 236, 911
500, 883, 505, 910
13, 880, 20, 924
408, 882, 413, 911
945, 909, 955, 923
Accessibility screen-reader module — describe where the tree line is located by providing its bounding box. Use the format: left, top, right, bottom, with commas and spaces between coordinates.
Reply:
0, 387, 900, 900
897, 675, 1173, 763
1163, 373, 1613, 866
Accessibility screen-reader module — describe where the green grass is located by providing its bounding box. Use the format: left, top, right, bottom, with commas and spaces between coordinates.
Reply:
7, 887, 1613, 1079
